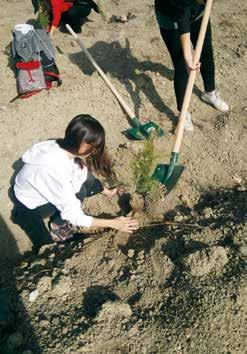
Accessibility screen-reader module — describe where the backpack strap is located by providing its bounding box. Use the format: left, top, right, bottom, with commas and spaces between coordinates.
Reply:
44, 70, 62, 87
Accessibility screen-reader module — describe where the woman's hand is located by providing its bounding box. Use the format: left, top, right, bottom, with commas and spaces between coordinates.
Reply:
184, 56, 201, 72
180, 33, 201, 72
91, 215, 139, 233
49, 25, 57, 38
102, 187, 124, 198
110, 216, 139, 233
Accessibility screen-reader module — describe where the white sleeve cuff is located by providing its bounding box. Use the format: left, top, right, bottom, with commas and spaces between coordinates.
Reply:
78, 214, 93, 228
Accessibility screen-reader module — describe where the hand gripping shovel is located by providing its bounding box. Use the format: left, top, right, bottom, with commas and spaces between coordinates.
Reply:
66, 24, 164, 140
152, 0, 214, 194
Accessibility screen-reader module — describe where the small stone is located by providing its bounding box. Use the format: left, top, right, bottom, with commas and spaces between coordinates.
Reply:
119, 15, 128, 22
137, 251, 145, 260
128, 324, 140, 337
128, 249, 135, 258
29, 290, 39, 302
203, 207, 213, 218
37, 276, 52, 294
232, 174, 242, 184
19, 261, 29, 269
7, 332, 23, 349
31, 259, 47, 271
174, 215, 184, 222
239, 246, 247, 257
62, 328, 69, 335
237, 186, 246, 192
52, 275, 72, 297
180, 194, 190, 205
40, 320, 50, 328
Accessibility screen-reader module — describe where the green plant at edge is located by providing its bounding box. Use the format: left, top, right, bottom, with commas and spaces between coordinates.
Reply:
97, 0, 107, 21
131, 134, 159, 197
36, 1, 50, 28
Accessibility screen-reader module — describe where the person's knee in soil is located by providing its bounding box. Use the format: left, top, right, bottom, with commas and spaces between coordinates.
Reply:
154, 0, 229, 131
44, 0, 99, 38
12, 114, 139, 249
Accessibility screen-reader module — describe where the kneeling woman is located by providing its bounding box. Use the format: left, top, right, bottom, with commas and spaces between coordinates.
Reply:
12, 114, 139, 251
38, 0, 100, 38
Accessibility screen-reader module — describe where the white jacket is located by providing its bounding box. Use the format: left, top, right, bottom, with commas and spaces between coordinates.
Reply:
14, 140, 93, 227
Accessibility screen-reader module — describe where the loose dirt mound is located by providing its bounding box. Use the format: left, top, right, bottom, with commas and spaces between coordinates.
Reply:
1, 187, 246, 353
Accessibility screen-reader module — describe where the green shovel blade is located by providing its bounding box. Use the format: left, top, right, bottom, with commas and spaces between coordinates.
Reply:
152, 163, 185, 195
124, 120, 164, 140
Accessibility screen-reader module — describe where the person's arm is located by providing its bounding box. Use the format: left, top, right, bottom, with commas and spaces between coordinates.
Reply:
180, 33, 200, 71
32, 170, 139, 232
49, 25, 57, 38
172, 1, 201, 71
49, 0, 62, 37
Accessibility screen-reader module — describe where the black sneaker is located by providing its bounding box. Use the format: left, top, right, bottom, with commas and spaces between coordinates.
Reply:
49, 222, 75, 242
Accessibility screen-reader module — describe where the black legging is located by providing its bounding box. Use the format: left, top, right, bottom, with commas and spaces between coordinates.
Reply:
61, 2, 92, 33
11, 173, 103, 251
160, 18, 215, 111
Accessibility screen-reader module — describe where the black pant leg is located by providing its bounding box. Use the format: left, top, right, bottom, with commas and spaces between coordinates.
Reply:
160, 27, 188, 111
52, 172, 103, 225
190, 18, 216, 92
12, 199, 56, 250
76, 172, 103, 201
63, 4, 92, 33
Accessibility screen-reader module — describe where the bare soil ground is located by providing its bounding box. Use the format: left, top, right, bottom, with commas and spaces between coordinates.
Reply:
0, 0, 246, 353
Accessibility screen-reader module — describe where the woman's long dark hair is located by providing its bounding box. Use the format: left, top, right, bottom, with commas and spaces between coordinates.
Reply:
57, 114, 112, 177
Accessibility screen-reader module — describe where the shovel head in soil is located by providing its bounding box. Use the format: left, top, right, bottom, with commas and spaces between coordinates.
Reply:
123, 117, 164, 140
152, 152, 185, 195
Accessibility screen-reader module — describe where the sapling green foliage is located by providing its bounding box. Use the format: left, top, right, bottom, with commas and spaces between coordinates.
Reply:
36, 1, 50, 28
37, 11, 49, 28
97, 0, 107, 21
131, 134, 159, 197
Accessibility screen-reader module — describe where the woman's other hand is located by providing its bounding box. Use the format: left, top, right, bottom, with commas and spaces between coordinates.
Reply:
185, 56, 201, 72
102, 186, 125, 198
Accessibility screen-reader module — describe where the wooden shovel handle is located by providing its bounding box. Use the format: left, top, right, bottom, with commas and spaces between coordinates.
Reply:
173, 0, 214, 153
66, 24, 136, 119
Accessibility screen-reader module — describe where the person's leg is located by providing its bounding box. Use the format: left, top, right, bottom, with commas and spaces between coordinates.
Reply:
190, 18, 215, 92
49, 172, 103, 239
11, 198, 56, 251
159, 27, 193, 130
191, 19, 229, 111
159, 27, 188, 112
62, 4, 92, 33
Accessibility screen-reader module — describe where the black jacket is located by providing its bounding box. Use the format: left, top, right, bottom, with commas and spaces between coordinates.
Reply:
155, 0, 205, 34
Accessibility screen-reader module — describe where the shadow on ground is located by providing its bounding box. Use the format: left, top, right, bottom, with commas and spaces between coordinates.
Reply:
0, 215, 41, 353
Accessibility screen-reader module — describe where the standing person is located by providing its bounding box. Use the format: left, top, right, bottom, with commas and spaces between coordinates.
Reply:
34, 0, 100, 37
12, 114, 139, 252
155, 0, 229, 131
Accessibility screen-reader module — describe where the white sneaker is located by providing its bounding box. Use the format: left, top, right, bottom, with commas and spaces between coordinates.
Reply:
184, 112, 194, 132
201, 90, 229, 112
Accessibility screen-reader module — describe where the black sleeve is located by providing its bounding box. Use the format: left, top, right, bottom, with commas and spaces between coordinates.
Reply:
170, 0, 192, 35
